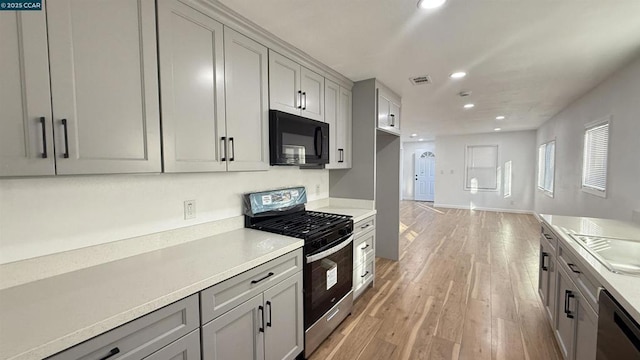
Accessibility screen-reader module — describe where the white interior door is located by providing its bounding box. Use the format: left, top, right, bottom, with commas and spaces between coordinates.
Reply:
414, 151, 435, 202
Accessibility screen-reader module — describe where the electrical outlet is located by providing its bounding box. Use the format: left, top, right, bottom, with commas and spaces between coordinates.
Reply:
184, 200, 196, 220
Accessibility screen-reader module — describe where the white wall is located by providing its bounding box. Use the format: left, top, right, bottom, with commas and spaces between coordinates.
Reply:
0, 168, 328, 264
401, 141, 435, 200
535, 55, 640, 221
434, 131, 536, 212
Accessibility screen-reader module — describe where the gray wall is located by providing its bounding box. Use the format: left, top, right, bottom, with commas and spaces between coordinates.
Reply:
376, 132, 401, 260
535, 55, 640, 221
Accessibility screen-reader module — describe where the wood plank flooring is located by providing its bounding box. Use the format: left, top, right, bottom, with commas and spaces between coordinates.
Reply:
309, 201, 562, 360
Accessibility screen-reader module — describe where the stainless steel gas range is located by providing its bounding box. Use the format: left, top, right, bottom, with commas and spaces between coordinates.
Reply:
244, 187, 354, 358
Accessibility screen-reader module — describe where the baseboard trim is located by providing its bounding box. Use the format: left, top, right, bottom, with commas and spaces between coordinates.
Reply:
433, 203, 534, 214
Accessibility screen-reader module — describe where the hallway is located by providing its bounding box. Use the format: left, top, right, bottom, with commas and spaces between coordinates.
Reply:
309, 201, 562, 360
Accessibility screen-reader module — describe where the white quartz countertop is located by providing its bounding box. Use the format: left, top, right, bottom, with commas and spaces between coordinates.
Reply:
0, 229, 303, 360
315, 206, 377, 223
540, 214, 640, 322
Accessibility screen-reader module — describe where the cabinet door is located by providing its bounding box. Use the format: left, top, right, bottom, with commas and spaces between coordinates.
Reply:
202, 294, 265, 360
157, 0, 227, 172
324, 80, 340, 169
554, 268, 576, 360
269, 51, 301, 115
0, 10, 55, 176
300, 67, 324, 121
224, 27, 269, 172
377, 90, 391, 129
264, 272, 304, 360
47, 0, 161, 174
337, 87, 352, 168
574, 293, 598, 360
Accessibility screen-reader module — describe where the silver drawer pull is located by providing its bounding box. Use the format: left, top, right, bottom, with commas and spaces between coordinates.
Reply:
327, 308, 340, 322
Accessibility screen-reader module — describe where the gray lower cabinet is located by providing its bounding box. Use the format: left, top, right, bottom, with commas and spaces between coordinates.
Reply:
353, 215, 376, 300
202, 271, 304, 360
47, 295, 199, 360
202, 294, 265, 360
541, 223, 598, 360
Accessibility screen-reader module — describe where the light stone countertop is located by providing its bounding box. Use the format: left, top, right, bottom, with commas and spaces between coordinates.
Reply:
0, 229, 303, 360
540, 214, 640, 322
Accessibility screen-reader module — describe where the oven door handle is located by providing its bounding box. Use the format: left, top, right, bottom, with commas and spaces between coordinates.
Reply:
306, 235, 354, 263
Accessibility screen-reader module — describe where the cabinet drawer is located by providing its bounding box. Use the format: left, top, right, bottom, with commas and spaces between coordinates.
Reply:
354, 216, 375, 237
144, 329, 200, 360
201, 249, 303, 324
47, 295, 199, 360
558, 245, 600, 313
354, 230, 375, 266
353, 259, 374, 297
541, 223, 558, 252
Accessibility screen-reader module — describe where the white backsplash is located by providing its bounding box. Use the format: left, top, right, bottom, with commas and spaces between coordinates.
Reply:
0, 167, 329, 264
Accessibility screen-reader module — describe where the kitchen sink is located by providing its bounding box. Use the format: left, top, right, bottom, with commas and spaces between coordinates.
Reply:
569, 234, 640, 276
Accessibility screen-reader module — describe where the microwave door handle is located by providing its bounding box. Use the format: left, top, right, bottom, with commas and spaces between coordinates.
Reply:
306, 235, 354, 263
314, 127, 321, 158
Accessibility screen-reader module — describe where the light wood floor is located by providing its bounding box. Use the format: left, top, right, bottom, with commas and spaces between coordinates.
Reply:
309, 201, 562, 360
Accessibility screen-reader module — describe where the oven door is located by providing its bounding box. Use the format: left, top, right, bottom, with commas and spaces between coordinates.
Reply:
304, 234, 353, 328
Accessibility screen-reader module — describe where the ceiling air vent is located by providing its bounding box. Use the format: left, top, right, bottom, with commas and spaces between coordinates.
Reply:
409, 75, 432, 86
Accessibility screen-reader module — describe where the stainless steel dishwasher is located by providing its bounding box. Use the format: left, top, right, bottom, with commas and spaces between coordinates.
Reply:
597, 290, 640, 359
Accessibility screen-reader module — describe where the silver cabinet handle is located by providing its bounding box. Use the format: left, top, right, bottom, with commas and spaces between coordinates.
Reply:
306, 235, 353, 263
390, 114, 395, 127
297, 91, 302, 109
302, 92, 307, 110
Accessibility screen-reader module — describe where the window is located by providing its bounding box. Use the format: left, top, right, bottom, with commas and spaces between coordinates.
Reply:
465, 145, 498, 191
582, 121, 609, 197
504, 161, 512, 198
537, 140, 555, 196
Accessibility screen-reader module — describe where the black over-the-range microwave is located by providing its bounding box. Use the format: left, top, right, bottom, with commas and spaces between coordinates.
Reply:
269, 110, 329, 167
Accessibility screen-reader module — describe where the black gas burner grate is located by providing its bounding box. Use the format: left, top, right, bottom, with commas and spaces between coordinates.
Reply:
250, 211, 351, 239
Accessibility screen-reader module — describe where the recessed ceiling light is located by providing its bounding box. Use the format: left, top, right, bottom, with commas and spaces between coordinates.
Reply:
450, 71, 467, 79
417, 0, 446, 9
411, 133, 418, 137
494, 128, 502, 131
419, 138, 424, 141
464, 103, 475, 109
496, 115, 505, 120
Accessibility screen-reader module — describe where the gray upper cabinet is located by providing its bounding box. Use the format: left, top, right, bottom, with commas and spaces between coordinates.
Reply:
0, 10, 55, 177
158, 1, 269, 173
47, 0, 161, 175
157, 0, 227, 173
269, 50, 324, 121
224, 27, 269, 172
325, 80, 352, 169
377, 88, 400, 135
300, 67, 324, 121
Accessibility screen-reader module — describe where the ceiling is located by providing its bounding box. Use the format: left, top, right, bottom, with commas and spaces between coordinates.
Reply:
219, 0, 640, 141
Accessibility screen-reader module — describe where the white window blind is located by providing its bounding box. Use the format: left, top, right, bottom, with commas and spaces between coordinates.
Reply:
465, 145, 498, 190
537, 140, 555, 195
582, 122, 609, 193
